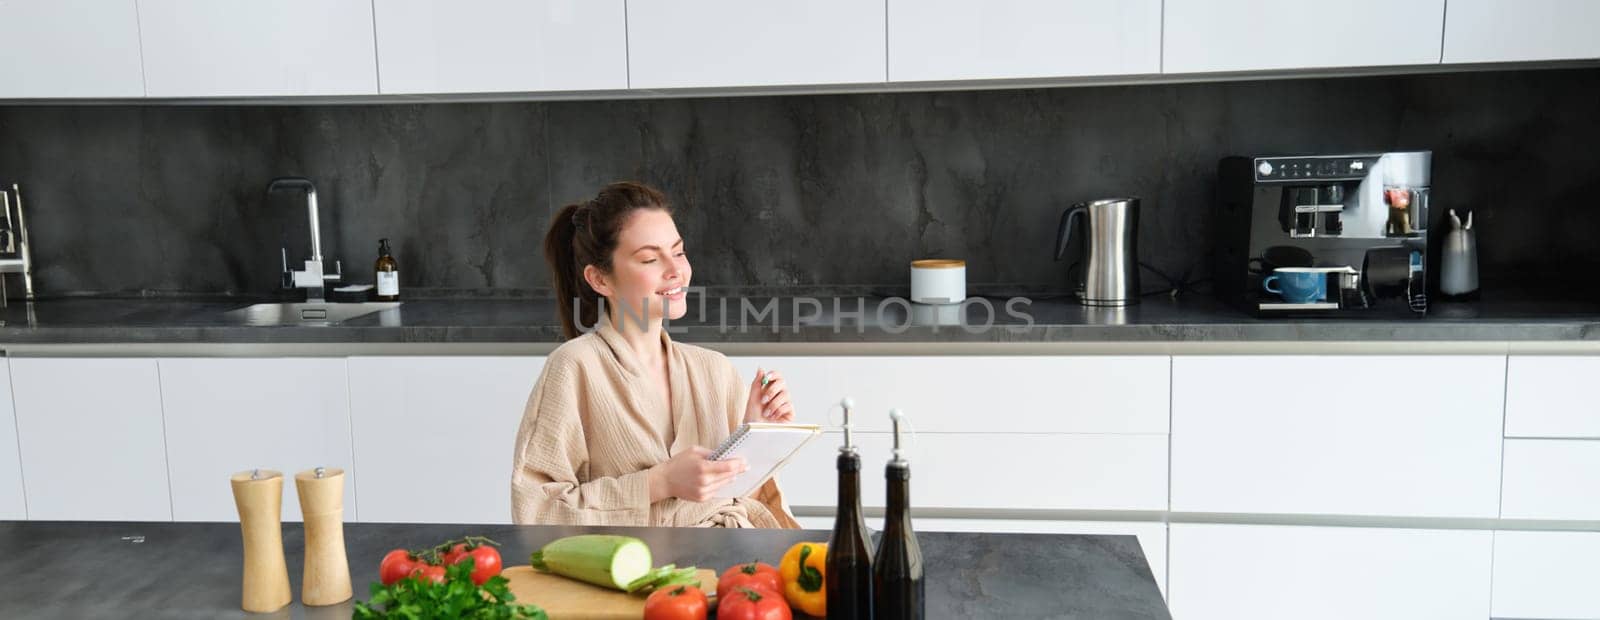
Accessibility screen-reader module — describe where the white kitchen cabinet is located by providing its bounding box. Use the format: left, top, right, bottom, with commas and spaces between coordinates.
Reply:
1168, 523, 1493, 620
1444, 0, 1600, 64
626, 0, 886, 89
1500, 439, 1600, 520
158, 358, 354, 523
1171, 356, 1505, 518
349, 356, 544, 524
888, 0, 1161, 82
1505, 356, 1600, 438
373, 0, 627, 94
138, 0, 378, 97
0, 359, 26, 519
9, 358, 171, 521
745, 356, 1169, 434
781, 432, 1167, 512
0, 0, 145, 98
726, 356, 835, 427
1162, 0, 1445, 74
1492, 530, 1600, 620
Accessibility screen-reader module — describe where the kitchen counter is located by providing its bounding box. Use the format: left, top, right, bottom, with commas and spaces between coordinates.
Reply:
0, 521, 1171, 619
1, 292, 1598, 355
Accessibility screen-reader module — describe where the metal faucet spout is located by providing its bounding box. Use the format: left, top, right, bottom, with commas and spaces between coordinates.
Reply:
267, 177, 323, 262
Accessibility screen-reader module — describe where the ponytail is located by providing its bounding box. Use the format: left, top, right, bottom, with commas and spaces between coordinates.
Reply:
544, 182, 672, 339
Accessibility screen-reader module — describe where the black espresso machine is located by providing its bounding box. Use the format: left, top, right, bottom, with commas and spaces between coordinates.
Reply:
1215, 151, 1432, 317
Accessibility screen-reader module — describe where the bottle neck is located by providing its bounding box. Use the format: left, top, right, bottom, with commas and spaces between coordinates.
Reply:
836, 451, 863, 516
883, 463, 912, 528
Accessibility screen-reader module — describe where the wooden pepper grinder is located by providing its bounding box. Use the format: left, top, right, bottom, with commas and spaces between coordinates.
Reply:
295, 466, 352, 606
230, 469, 291, 613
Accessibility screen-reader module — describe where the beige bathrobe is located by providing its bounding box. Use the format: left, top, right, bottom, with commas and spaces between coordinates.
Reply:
511, 317, 800, 528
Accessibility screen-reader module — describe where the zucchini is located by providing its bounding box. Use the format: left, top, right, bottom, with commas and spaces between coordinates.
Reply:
528, 535, 653, 591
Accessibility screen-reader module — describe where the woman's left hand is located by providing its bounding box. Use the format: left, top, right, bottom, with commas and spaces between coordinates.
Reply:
744, 367, 794, 423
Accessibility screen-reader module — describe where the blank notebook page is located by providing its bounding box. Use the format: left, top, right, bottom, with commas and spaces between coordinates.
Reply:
709, 423, 823, 499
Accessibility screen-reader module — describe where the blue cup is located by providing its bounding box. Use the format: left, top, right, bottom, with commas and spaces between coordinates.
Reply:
1262, 268, 1326, 303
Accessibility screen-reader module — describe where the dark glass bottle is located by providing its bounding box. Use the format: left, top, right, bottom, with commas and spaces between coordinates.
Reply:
873, 410, 924, 619
827, 399, 873, 619
374, 238, 399, 301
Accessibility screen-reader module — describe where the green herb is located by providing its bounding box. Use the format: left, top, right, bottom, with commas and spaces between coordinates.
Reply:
354, 559, 547, 620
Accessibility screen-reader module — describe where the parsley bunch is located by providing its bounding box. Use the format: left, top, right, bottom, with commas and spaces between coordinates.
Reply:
354, 559, 548, 620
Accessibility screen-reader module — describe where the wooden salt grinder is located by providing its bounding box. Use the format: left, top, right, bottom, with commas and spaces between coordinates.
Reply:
295, 466, 352, 606
230, 469, 291, 613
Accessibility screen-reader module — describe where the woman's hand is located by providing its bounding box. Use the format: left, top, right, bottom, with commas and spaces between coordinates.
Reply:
648, 446, 748, 503
744, 367, 795, 423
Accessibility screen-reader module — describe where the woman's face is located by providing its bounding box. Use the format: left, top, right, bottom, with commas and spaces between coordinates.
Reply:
587, 208, 692, 324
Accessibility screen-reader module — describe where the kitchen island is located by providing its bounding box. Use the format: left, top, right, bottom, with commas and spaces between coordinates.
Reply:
0, 521, 1170, 619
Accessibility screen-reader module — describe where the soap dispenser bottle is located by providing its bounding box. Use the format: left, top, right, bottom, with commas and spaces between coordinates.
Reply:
873, 409, 924, 619
374, 239, 399, 301
827, 397, 874, 619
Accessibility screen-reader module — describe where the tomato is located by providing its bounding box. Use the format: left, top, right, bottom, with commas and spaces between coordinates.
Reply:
717, 562, 782, 604
410, 563, 447, 584
643, 584, 709, 620
378, 549, 419, 585
440, 543, 469, 566
463, 545, 503, 585
717, 586, 791, 620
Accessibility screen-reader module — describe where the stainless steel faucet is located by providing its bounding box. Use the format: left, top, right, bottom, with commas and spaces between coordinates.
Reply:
266, 177, 341, 302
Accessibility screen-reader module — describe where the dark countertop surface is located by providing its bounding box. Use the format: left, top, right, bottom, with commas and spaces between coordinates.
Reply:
0, 521, 1171, 619
0, 291, 1597, 346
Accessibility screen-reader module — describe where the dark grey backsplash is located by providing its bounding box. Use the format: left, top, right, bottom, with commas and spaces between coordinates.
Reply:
2, 67, 1597, 298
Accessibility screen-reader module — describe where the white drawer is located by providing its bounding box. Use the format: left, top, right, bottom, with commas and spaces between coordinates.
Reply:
1172, 356, 1505, 518
779, 432, 1167, 512
734, 356, 1170, 434
1501, 439, 1600, 520
1169, 523, 1492, 620
1492, 531, 1600, 619
1506, 356, 1600, 438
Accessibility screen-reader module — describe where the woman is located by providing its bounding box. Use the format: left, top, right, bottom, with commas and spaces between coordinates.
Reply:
511, 181, 800, 528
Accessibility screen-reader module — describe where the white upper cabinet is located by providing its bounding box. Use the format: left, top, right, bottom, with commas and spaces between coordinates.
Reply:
373, 0, 627, 94
888, 0, 1161, 82
0, 0, 144, 98
158, 358, 355, 523
138, 0, 378, 97
0, 360, 26, 520
1444, 0, 1600, 63
626, 0, 886, 89
1162, 0, 1446, 74
1171, 356, 1505, 518
10, 358, 172, 521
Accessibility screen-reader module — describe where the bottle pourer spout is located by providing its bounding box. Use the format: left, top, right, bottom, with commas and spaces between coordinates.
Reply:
839, 397, 856, 452
890, 409, 909, 464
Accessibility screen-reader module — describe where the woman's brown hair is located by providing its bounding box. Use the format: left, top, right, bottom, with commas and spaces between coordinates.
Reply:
545, 181, 673, 339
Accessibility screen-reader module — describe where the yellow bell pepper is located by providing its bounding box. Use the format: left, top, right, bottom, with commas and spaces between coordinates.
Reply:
780, 541, 827, 616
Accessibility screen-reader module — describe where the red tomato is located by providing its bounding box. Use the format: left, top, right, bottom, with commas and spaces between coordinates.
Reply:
410, 563, 447, 584
717, 586, 792, 620
378, 549, 419, 585
464, 545, 503, 585
440, 543, 469, 566
717, 562, 782, 604
643, 584, 709, 620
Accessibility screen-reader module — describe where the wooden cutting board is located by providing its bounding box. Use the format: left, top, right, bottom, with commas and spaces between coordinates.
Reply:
503, 565, 718, 620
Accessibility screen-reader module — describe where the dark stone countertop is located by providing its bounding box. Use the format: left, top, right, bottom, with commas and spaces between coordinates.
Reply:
0, 521, 1170, 619
0, 291, 1597, 347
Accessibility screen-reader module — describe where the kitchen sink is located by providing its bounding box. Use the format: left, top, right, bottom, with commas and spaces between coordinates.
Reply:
218, 301, 401, 326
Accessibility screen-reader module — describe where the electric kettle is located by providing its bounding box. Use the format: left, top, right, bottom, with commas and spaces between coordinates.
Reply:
1054, 197, 1141, 306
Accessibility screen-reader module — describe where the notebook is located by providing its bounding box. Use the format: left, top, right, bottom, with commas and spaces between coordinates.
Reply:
708, 423, 823, 499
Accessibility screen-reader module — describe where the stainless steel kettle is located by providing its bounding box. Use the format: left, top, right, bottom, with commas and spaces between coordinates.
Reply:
1054, 197, 1141, 306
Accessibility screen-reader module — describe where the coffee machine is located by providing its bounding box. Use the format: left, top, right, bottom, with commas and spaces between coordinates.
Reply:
1215, 151, 1432, 317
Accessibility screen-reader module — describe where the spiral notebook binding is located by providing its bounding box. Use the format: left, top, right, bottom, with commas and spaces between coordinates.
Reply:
709, 426, 752, 461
